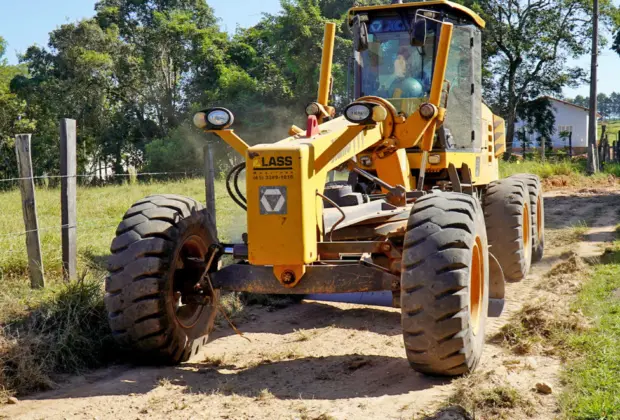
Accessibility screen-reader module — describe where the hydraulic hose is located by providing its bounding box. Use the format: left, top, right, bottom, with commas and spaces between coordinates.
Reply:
226, 163, 247, 211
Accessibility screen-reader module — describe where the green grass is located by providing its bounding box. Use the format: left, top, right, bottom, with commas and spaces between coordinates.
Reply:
499, 159, 587, 179
600, 120, 620, 141
0, 178, 243, 285
560, 242, 620, 419
499, 158, 620, 185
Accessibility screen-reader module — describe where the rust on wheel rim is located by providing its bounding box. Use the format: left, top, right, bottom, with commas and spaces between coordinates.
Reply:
170, 235, 210, 329
523, 202, 531, 263
470, 236, 484, 336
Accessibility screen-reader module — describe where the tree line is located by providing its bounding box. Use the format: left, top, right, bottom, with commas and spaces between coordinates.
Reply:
0, 0, 619, 182
570, 93, 620, 120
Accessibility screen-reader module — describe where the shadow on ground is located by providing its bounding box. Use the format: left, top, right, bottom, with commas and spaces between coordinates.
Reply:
21, 299, 425, 402
544, 193, 620, 230
212, 300, 402, 340
25, 353, 446, 402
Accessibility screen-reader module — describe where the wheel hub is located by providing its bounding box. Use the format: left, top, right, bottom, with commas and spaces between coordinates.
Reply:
171, 235, 216, 329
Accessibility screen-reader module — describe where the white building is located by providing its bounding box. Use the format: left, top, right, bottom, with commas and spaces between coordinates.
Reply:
513, 97, 600, 153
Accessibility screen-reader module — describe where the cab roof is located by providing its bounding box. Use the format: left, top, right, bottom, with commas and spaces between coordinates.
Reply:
349, 0, 486, 29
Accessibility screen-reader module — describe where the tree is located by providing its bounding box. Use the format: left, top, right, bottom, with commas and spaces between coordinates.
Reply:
12, 20, 130, 175
467, 0, 619, 160
0, 36, 36, 182
568, 92, 620, 119
572, 94, 589, 108
12, 0, 230, 176
517, 97, 556, 156
96, 0, 227, 136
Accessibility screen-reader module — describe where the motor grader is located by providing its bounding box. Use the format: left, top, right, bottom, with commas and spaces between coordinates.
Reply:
106, 0, 545, 376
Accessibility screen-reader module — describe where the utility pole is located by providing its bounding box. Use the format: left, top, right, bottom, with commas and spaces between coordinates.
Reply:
587, 0, 599, 174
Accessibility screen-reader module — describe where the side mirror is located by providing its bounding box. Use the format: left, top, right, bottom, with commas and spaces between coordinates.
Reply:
352, 15, 369, 52
410, 18, 427, 47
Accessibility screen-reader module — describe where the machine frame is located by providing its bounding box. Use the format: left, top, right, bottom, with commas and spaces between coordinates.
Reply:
199, 1, 504, 309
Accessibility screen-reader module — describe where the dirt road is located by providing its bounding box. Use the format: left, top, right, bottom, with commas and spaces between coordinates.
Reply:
3, 188, 620, 420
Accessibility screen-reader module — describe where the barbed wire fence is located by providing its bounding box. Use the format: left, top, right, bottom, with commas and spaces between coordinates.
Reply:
1, 119, 218, 289
0, 171, 200, 184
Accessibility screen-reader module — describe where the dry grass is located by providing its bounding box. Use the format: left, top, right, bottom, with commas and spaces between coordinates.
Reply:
297, 410, 337, 420
494, 254, 591, 357
447, 371, 535, 419
546, 222, 589, 249
0, 276, 115, 397
539, 253, 591, 295
217, 292, 246, 325
493, 298, 588, 357
157, 377, 173, 388
258, 347, 302, 363
203, 355, 227, 367
255, 388, 275, 401
293, 328, 320, 342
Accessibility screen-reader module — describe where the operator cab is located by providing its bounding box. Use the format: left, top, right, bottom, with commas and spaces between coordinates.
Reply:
350, 1, 484, 151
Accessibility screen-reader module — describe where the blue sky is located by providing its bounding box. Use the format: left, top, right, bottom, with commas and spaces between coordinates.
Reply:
0, 0, 281, 62
0, 0, 618, 97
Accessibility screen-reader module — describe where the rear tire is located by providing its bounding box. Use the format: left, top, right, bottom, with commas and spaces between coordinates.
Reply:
401, 192, 489, 376
483, 178, 532, 282
105, 194, 220, 364
511, 174, 545, 262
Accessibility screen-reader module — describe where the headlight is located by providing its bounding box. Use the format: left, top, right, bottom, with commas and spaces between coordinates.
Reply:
194, 108, 234, 130
344, 102, 387, 125
208, 110, 231, 127
193, 112, 207, 129
346, 104, 371, 122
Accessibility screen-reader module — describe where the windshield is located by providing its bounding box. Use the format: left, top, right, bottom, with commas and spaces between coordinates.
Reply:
360, 17, 438, 114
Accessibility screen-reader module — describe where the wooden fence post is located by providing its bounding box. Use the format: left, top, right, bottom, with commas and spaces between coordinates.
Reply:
60, 119, 77, 282
204, 144, 217, 232
592, 144, 600, 172
15, 134, 45, 289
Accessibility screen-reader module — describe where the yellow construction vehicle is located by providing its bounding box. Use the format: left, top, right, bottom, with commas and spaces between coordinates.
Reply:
106, 0, 545, 376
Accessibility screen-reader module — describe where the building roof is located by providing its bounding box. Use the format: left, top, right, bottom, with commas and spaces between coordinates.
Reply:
545, 96, 603, 118
349, 1, 486, 29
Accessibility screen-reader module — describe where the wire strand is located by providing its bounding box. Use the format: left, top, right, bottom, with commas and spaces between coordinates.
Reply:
0, 171, 201, 183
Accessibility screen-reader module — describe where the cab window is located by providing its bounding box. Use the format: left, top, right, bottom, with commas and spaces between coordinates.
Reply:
360, 17, 438, 114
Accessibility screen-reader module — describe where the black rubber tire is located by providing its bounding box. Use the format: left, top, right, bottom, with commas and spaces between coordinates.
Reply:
401, 191, 489, 376
511, 174, 545, 262
483, 178, 532, 282
105, 194, 220, 364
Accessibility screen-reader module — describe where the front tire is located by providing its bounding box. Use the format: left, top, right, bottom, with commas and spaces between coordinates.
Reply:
105, 194, 220, 364
401, 192, 489, 376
